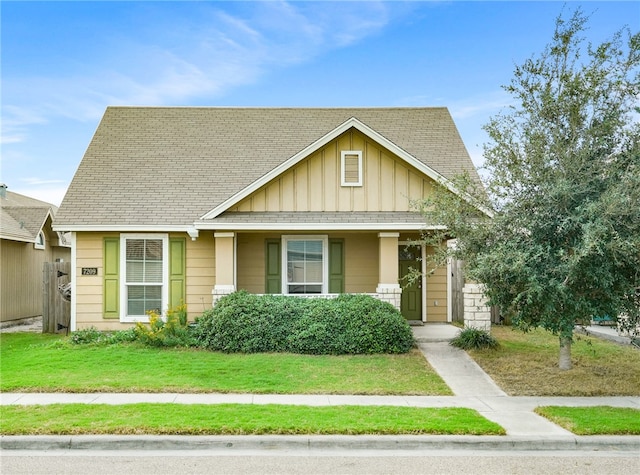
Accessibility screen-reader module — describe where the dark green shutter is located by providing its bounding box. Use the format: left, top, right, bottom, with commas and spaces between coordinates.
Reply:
103, 237, 120, 319
329, 238, 344, 293
169, 238, 186, 308
265, 239, 281, 294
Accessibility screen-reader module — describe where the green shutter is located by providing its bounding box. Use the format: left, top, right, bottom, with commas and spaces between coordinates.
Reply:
169, 238, 186, 308
265, 239, 281, 294
103, 237, 120, 319
329, 239, 344, 294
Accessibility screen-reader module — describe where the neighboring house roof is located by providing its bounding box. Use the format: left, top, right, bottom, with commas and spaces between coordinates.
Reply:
54, 107, 481, 230
0, 188, 57, 243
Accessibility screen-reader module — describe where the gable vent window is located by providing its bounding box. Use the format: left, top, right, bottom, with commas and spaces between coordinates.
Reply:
34, 231, 45, 250
341, 151, 363, 187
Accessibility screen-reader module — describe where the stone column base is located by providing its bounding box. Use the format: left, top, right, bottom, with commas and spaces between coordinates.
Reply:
463, 283, 491, 331
212, 285, 236, 306
375, 284, 402, 310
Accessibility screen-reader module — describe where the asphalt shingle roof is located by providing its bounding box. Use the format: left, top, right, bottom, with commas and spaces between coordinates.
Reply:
55, 107, 480, 228
0, 189, 55, 242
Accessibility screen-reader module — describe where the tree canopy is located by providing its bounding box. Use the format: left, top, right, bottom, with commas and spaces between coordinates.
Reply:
419, 9, 640, 369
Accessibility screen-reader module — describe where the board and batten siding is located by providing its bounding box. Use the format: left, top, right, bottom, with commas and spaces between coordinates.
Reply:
236, 232, 379, 294
425, 247, 448, 322
230, 129, 436, 213
74, 232, 215, 330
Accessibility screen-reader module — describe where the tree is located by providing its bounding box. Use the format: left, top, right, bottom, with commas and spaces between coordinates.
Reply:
418, 10, 640, 370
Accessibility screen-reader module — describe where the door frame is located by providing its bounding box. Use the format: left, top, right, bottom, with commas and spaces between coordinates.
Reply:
398, 241, 426, 323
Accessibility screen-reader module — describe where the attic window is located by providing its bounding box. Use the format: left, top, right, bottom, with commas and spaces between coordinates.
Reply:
34, 231, 45, 250
341, 151, 362, 187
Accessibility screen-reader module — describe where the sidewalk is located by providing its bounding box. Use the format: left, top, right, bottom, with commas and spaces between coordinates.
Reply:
2, 324, 639, 452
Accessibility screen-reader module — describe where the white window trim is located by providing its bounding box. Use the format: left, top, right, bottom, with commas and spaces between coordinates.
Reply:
341, 150, 363, 187
282, 235, 329, 295
119, 233, 169, 323
34, 231, 45, 250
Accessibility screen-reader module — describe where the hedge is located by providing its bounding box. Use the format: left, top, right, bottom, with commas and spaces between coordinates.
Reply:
193, 291, 414, 354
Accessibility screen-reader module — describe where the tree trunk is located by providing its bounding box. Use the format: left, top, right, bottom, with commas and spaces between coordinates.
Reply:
559, 336, 572, 370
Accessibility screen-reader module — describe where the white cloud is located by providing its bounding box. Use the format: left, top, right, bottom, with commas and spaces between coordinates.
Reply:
0, 106, 48, 145
3, 1, 395, 134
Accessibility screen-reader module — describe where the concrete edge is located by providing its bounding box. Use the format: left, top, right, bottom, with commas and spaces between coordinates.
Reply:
2, 435, 639, 452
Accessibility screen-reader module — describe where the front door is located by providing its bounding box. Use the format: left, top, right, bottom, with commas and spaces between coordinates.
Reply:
399, 246, 422, 321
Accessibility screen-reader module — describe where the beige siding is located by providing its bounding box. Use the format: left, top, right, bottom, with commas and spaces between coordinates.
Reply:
425, 247, 448, 323
342, 233, 378, 293
185, 232, 215, 316
74, 232, 216, 331
230, 129, 437, 213
1, 215, 70, 322
236, 232, 379, 294
74, 232, 107, 329
1, 240, 49, 321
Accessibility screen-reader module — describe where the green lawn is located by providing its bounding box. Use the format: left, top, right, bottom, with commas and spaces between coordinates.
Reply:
0, 333, 451, 395
535, 406, 640, 435
0, 403, 504, 435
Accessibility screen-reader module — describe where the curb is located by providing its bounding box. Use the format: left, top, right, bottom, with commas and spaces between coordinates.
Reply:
3, 435, 640, 452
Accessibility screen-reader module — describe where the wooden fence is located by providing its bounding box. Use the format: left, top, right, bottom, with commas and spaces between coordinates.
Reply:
43, 261, 71, 334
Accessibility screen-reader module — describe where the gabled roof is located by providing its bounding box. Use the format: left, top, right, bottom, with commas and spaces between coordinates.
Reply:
54, 107, 481, 230
0, 189, 57, 243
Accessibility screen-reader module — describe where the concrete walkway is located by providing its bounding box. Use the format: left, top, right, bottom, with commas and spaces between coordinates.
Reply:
2, 323, 639, 452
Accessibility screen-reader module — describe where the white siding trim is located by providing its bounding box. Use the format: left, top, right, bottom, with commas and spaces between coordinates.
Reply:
119, 233, 169, 323
341, 150, 363, 187
197, 223, 446, 231
70, 232, 77, 331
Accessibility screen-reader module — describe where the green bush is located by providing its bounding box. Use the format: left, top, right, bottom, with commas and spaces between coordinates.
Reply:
69, 327, 137, 345
193, 291, 414, 354
134, 303, 194, 347
450, 327, 499, 350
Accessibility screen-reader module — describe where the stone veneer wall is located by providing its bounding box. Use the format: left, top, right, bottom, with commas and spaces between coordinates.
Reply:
463, 283, 491, 331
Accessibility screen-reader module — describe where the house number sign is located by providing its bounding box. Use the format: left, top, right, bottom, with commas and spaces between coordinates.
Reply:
81, 267, 98, 276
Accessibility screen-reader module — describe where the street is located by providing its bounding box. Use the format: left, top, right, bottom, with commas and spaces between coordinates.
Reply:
2, 449, 638, 475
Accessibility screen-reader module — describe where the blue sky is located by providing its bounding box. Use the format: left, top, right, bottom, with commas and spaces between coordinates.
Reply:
2, 1, 638, 206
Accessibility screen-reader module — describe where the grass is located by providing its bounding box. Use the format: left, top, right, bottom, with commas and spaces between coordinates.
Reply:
535, 406, 640, 435
467, 326, 640, 396
0, 333, 451, 395
0, 403, 504, 435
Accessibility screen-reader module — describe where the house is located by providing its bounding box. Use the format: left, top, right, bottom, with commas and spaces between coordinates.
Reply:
53, 107, 483, 331
0, 185, 71, 323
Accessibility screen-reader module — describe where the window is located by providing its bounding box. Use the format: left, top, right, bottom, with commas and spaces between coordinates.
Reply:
120, 234, 168, 322
34, 231, 45, 250
341, 150, 362, 186
282, 235, 328, 294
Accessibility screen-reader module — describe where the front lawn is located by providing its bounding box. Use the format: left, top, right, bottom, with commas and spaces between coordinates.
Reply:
0, 333, 451, 395
535, 406, 640, 435
467, 327, 640, 396
0, 404, 504, 435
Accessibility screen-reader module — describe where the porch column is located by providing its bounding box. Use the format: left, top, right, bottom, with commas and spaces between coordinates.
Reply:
212, 232, 236, 305
376, 232, 401, 310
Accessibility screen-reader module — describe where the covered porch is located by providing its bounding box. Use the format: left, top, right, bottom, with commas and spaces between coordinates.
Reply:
200, 212, 451, 323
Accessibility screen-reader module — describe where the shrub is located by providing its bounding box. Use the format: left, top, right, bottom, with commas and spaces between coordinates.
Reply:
450, 327, 499, 350
134, 303, 194, 347
69, 327, 137, 345
193, 291, 414, 354
69, 327, 105, 345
